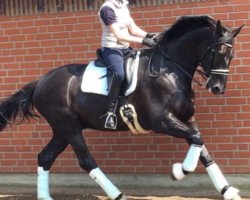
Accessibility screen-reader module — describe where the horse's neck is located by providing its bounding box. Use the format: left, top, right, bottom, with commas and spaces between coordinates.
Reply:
165, 28, 213, 75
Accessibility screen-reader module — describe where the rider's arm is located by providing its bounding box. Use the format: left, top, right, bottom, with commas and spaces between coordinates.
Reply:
128, 17, 147, 38
100, 6, 144, 44
109, 23, 143, 44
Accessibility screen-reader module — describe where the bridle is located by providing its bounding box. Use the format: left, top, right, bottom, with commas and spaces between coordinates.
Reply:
198, 36, 234, 78
149, 33, 234, 87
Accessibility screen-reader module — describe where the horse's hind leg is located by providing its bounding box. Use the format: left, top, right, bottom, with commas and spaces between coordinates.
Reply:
66, 130, 125, 200
37, 134, 68, 200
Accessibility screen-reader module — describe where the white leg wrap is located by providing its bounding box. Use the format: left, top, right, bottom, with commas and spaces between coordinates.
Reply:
206, 163, 229, 192
172, 163, 186, 180
37, 167, 53, 200
182, 144, 203, 172
223, 186, 240, 200
89, 168, 122, 200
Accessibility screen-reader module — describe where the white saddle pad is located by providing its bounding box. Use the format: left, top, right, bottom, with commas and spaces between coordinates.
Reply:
81, 61, 109, 96
81, 51, 141, 96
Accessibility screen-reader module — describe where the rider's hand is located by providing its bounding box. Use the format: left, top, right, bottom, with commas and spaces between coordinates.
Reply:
142, 37, 157, 47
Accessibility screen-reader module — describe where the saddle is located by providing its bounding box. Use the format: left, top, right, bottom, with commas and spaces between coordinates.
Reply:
81, 49, 149, 134
81, 48, 140, 96
94, 48, 107, 67
94, 48, 137, 83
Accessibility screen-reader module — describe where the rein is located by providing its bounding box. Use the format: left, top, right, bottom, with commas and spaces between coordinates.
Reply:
149, 36, 233, 87
149, 44, 206, 87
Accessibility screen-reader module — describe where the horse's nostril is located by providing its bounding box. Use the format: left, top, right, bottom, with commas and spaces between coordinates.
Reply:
212, 86, 221, 94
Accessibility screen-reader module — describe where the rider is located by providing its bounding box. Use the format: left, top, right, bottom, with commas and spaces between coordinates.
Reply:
99, 0, 157, 129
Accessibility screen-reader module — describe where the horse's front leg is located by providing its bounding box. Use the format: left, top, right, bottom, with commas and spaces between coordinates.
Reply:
178, 119, 241, 200
153, 113, 204, 177
203, 147, 240, 200
191, 144, 240, 200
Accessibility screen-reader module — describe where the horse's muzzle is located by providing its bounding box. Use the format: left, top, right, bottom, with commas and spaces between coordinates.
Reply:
211, 84, 225, 94
206, 79, 225, 95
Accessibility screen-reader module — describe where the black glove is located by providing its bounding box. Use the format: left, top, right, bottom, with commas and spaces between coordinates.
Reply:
142, 37, 157, 47
146, 33, 157, 39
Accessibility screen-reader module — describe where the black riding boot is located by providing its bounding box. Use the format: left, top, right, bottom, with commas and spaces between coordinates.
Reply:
104, 74, 123, 129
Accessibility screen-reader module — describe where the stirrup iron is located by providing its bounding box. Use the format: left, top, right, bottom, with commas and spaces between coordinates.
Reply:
104, 112, 117, 129
104, 98, 119, 129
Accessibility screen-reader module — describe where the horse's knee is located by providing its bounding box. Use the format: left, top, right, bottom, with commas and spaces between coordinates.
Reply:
188, 133, 204, 146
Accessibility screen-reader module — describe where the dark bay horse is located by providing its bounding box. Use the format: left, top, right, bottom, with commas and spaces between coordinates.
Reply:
0, 16, 243, 200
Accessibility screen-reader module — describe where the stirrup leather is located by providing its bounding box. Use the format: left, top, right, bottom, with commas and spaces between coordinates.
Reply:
104, 112, 117, 129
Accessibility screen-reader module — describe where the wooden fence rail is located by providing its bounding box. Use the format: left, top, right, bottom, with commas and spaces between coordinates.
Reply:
0, 0, 212, 16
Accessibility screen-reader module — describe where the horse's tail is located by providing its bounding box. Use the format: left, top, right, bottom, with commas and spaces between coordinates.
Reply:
0, 81, 39, 131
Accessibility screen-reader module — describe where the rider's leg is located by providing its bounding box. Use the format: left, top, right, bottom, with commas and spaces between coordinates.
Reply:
102, 48, 125, 129
105, 73, 123, 129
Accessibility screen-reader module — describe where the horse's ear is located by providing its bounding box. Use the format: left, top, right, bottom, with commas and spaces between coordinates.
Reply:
215, 20, 223, 37
232, 24, 244, 37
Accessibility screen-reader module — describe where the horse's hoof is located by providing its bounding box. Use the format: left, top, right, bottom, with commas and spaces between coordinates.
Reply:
223, 186, 240, 200
231, 194, 242, 200
170, 172, 178, 181
38, 197, 54, 200
119, 194, 128, 200
172, 163, 186, 181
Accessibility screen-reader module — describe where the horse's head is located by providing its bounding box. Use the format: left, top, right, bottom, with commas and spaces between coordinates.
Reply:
149, 16, 243, 95
200, 21, 244, 94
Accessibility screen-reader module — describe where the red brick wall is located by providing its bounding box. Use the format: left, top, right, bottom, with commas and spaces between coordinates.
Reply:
0, 0, 249, 173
